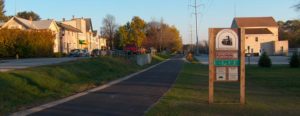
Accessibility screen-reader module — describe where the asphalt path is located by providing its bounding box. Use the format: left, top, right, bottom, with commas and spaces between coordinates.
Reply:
29, 55, 184, 116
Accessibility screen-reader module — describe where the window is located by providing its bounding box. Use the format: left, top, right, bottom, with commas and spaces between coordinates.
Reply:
247, 46, 250, 53
255, 37, 259, 42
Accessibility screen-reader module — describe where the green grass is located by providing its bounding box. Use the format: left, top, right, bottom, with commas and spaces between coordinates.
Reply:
147, 63, 300, 116
0, 55, 167, 115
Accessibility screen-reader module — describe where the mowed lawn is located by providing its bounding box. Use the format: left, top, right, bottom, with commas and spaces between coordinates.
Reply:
0, 55, 166, 115
147, 63, 300, 116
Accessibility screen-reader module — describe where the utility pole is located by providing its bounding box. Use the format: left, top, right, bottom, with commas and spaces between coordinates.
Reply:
191, 0, 201, 55
190, 25, 193, 52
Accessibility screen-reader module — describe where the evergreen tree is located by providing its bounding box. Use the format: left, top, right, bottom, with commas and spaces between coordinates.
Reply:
258, 52, 272, 67
290, 52, 300, 68
17, 11, 41, 21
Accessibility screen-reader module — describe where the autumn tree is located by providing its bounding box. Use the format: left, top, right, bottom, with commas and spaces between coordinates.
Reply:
17, 11, 41, 21
130, 16, 146, 47
116, 16, 146, 48
143, 20, 182, 52
101, 14, 117, 50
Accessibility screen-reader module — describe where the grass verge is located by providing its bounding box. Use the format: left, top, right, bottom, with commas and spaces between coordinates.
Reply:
146, 63, 300, 116
0, 55, 168, 115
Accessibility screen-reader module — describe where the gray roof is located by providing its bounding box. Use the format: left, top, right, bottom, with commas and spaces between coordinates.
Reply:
6, 16, 56, 30
33, 20, 54, 29
57, 22, 82, 33
14, 17, 37, 29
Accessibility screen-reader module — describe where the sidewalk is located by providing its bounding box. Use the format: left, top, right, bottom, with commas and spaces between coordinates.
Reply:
20, 56, 183, 116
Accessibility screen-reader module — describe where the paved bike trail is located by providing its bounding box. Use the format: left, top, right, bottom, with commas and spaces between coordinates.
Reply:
30, 56, 183, 116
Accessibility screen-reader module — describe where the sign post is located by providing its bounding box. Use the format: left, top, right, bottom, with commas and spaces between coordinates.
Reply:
209, 28, 245, 105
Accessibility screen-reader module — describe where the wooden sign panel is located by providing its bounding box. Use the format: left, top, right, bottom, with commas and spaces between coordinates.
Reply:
209, 28, 246, 104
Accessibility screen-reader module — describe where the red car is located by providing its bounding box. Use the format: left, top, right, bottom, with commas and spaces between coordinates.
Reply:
124, 44, 138, 54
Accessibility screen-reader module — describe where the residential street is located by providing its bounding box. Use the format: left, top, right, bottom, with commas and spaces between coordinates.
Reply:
0, 57, 85, 72
28, 55, 183, 116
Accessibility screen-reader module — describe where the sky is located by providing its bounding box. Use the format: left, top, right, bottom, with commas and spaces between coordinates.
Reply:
4, 0, 300, 44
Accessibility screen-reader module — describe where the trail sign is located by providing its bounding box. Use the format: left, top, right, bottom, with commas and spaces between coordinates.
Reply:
209, 28, 246, 104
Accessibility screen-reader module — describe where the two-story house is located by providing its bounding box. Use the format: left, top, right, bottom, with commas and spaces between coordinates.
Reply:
231, 17, 289, 56
1, 16, 61, 52
61, 17, 95, 52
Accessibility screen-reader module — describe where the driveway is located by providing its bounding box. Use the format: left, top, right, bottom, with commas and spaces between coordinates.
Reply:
195, 55, 290, 65
26, 55, 184, 116
0, 57, 86, 72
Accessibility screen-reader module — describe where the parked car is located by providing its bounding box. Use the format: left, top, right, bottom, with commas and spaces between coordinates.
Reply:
69, 49, 81, 57
91, 49, 101, 57
69, 49, 89, 57
124, 44, 138, 54
81, 49, 90, 57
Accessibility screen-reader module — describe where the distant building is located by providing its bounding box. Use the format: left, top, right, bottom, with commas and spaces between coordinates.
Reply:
231, 17, 288, 56
57, 22, 82, 53
1, 16, 61, 52
1, 16, 106, 54
61, 17, 95, 52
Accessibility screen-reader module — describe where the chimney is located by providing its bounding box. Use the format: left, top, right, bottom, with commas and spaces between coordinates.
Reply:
72, 15, 75, 19
62, 18, 65, 21
29, 16, 33, 24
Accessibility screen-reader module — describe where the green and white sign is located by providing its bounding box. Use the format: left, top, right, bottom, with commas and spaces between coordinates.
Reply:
214, 60, 240, 67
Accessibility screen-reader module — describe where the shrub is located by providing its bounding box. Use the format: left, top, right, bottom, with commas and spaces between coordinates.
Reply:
290, 52, 300, 68
0, 29, 55, 58
258, 52, 272, 67
186, 52, 194, 62
53, 52, 67, 58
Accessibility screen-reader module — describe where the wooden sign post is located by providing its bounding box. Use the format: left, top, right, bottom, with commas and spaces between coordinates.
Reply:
209, 28, 245, 105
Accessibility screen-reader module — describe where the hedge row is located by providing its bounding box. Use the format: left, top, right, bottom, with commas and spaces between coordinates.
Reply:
0, 29, 55, 58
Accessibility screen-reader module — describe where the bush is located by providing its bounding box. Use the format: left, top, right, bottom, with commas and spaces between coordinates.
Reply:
290, 52, 300, 68
53, 52, 67, 58
186, 52, 194, 62
258, 52, 272, 67
0, 29, 55, 58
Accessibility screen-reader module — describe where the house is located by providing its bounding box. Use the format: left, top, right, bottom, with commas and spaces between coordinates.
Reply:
1, 16, 61, 53
57, 22, 82, 53
61, 17, 95, 52
1, 16, 106, 54
231, 17, 289, 56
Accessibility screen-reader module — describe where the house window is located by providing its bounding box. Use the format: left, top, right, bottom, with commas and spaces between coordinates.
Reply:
247, 46, 250, 53
255, 37, 259, 42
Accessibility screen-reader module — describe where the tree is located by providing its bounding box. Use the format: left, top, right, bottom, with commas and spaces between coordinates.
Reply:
130, 16, 146, 47
0, 0, 6, 21
16, 11, 41, 21
278, 20, 300, 48
101, 14, 117, 50
144, 20, 182, 52
290, 52, 300, 68
258, 52, 272, 67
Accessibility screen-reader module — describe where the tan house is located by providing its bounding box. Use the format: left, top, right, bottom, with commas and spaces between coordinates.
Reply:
61, 17, 95, 52
231, 17, 289, 56
57, 22, 82, 53
1, 16, 61, 53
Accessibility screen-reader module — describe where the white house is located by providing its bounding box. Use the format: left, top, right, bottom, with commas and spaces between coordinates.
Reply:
231, 17, 289, 56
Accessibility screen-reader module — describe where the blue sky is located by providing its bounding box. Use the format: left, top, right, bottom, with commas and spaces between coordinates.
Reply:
4, 0, 300, 44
